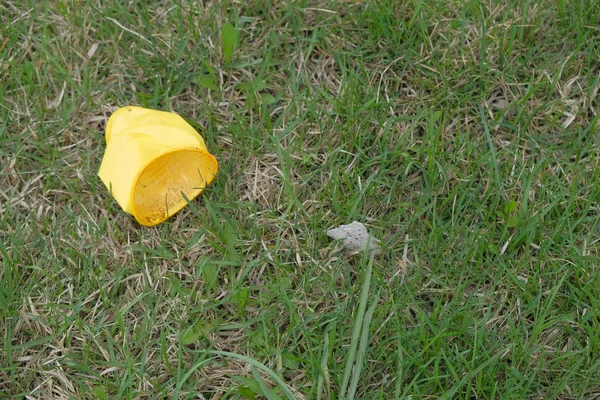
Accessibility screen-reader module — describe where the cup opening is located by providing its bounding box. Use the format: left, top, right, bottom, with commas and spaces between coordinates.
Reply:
132, 149, 218, 226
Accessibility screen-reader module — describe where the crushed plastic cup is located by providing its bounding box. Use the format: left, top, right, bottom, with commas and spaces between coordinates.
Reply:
98, 106, 218, 226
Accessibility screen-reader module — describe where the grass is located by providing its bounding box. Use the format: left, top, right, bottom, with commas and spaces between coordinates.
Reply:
2, 0, 600, 398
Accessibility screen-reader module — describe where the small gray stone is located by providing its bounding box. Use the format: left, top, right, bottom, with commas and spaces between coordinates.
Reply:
326, 221, 381, 256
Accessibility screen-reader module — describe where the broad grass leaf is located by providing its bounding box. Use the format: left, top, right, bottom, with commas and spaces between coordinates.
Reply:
221, 23, 237, 63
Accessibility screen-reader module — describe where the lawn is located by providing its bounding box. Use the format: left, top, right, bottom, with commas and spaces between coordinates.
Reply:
2, 0, 600, 399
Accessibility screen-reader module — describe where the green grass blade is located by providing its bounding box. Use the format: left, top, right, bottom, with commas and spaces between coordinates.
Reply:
479, 104, 501, 190
252, 366, 283, 400
221, 22, 237, 64
194, 350, 296, 400
340, 255, 375, 398
347, 290, 381, 400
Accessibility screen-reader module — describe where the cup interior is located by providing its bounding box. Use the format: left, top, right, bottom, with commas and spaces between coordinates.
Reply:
132, 149, 217, 226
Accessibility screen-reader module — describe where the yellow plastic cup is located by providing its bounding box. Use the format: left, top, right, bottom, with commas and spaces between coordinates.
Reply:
98, 106, 218, 226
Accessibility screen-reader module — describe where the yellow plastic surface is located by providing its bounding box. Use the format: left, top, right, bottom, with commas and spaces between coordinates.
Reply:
98, 106, 218, 226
